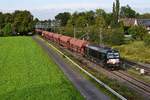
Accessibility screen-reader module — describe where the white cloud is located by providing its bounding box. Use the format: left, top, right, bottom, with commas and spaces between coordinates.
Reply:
38, 2, 108, 10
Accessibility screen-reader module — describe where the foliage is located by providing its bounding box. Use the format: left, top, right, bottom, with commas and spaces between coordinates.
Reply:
128, 26, 148, 40
55, 12, 71, 26
103, 28, 125, 45
114, 41, 150, 63
144, 34, 150, 47
13, 10, 34, 35
138, 13, 150, 19
116, 0, 120, 23
2, 23, 12, 36
76, 16, 87, 28
53, 1, 150, 46
0, 10, 35, 36
112, 0, 120, 26
0, 37, 83, 100
120, 5, 137, 18
110, 28, 125, 45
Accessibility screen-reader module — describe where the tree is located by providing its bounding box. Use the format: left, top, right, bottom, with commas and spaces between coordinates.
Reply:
2, 23, 12, 36
55, 12, 71, 26
12, 10, 34, 35
103, 28, 124, 45
85, 11, 95, 25
95, 17, 106, 28
112, 0, 120, 27
138, 13, 150, 19
128, 26, 148, 40
112, 2, 116, 24
120, 5, 137, 18
76, 16, 87, 28
0, 12, 4, 29
116, 0, 120, 23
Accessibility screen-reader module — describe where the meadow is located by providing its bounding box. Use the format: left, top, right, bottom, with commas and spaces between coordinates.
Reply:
114, 41, 150, 63
0, 36, 83, 100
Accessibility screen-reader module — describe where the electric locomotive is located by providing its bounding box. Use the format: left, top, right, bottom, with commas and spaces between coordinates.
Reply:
85, 44, 120, 68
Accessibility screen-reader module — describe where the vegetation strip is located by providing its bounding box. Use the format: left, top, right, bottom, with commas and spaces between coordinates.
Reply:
41, 37, 127, 100
0, 36, 83, 100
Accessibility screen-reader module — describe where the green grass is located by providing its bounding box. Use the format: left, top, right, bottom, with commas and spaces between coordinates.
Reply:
0, 36, 84, 100
113, 41, 150, 63
127, 68, 150, 84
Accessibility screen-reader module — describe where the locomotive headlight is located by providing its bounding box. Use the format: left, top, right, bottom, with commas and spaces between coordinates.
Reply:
107, 59, 119, 64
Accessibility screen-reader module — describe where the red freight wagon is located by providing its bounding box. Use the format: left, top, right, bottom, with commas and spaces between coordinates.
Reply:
47, 32, 54, 41
74, 40, 88, 55
35, 29, 43, 34
69, 38, 77, 51
42, 31, 49, 38
59, 36, 72, 48
53, 34, 62, 44
70, 38, 88, 54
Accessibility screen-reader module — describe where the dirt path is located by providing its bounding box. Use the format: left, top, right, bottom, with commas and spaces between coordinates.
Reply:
33, 36, 110, 100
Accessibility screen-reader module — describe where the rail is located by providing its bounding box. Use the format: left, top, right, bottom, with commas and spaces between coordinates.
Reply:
41, 37, 127, 100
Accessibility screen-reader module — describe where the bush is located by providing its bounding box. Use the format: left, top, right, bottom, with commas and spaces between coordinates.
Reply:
103, 28, 125, 45
128, 26, 148, 40
110, 31, 125, 45
2, 23, 12, 36
144, 35, 150, 47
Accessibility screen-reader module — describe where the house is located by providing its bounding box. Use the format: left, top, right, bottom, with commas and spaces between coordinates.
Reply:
120, 18, 150, 33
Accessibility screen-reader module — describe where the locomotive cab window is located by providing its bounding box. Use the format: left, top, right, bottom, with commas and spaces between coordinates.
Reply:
107, 52, 119, 59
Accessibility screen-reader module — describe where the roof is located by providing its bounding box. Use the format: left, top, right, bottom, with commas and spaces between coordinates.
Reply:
119, 18, 136, 26
137, 19, 150, 27
86, 44, 112, 54
120, 18, 150, 27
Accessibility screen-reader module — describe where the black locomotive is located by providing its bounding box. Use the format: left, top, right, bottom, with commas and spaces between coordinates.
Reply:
85, 44, 120, 68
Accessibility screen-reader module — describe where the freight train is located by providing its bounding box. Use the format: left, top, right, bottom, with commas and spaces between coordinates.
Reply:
35, 29, 121, 68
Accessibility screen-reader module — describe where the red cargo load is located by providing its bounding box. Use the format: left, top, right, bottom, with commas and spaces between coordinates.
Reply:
75, 40, 88, 54
47, 32, 54, 40
53, 33, 62, 43
69, 38, 88, 55
42, 31, 49, 38
60, 36, 72, 48
69, 38, 77, 51
35, 29, 43, 33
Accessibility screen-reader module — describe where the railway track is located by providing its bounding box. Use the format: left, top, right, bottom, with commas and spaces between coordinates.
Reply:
44, 38, 150, 99
112, 71, 150, 96
124, 60, 150, 73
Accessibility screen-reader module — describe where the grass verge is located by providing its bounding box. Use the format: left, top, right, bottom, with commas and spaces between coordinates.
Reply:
0, 36, 84, 100
113, 41, 150, 63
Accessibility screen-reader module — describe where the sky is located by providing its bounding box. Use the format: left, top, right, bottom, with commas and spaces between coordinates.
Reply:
0, 0, 150, 20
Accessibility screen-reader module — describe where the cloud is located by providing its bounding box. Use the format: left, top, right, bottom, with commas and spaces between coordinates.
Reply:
38, 2, 109, 10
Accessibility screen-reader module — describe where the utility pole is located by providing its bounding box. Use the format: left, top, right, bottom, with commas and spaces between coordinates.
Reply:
73, 24, 76, 38
86, 23, 90, 40
99, 28, 103, 45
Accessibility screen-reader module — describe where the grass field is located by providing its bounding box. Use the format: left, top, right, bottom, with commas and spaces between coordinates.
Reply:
0, 36, 84, 100
114, 41, 150, 63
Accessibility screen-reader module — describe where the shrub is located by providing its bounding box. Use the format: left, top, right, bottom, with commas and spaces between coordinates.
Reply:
128, 26, 148, 40
103, 28, 125, 45
2, 23, 12, 36
144, 35, 150, 47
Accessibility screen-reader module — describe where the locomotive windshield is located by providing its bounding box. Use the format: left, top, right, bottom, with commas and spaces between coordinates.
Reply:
107, 52, 119, 59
